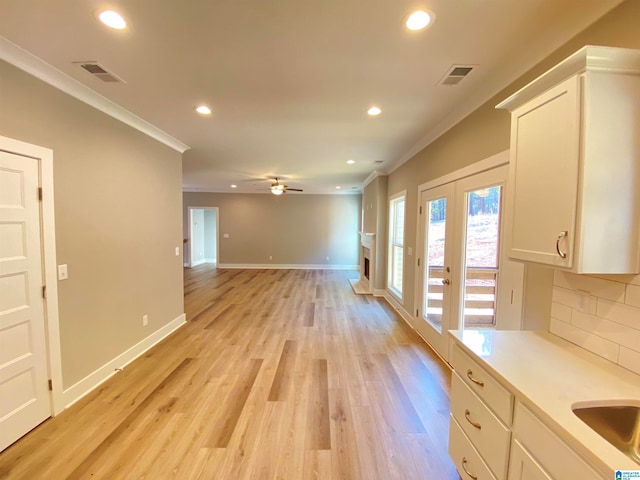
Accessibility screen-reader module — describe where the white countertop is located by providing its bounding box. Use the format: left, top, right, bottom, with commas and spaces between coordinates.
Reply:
449, 330, 640, 476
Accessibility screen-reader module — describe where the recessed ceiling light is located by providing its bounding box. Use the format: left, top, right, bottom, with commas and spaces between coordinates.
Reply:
98, 10, 127, 30
231, 184, 237, 188
336, 186, 342, 190
367, 106, 382, 116
346, 159, 356, 165
405, 10, 434, 31
195, 105, 212, 115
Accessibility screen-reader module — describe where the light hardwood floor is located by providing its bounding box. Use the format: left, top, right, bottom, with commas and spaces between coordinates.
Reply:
0, 266, 459, 479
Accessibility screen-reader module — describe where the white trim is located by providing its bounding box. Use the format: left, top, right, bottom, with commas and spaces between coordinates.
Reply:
0, 135, 64, 415
62, 313, 186, 408
362, 170, 386, 188
187, 206, 219, 269
190, 258, 216, 266
384, 290, 452, 368
218, 263, 359, 270
183, 263, 190, 267
387, 190, 407, 300
416, 150, 509, 193
372, 288, 386, 297
0, 37, 189, 154
496, 45, 640, 111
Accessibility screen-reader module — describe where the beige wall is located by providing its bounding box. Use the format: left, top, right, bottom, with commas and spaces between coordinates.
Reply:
387, 0, 640, 328
183, 192, 361, 267
0, 61, 185, 389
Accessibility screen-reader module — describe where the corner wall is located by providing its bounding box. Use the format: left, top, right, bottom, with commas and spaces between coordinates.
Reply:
0, 60, 185, 391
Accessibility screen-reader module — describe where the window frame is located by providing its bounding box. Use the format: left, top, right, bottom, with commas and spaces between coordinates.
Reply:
387, 190, 407, 300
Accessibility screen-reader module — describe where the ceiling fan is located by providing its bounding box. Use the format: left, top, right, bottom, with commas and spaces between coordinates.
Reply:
270, 178, 303, 195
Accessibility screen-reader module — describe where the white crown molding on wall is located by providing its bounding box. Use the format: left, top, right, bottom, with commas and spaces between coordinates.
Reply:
362, 170, 387, 189
0, 36, 190, 154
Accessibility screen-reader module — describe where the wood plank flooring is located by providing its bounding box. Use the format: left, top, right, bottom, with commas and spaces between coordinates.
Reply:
0, 266, 459, 479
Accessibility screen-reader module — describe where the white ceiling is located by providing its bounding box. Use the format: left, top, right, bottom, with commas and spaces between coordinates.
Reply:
0, 0, 624, 194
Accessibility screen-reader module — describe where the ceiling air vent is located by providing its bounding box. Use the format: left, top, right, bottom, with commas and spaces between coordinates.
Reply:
74, 61, 125, 83
439, 65, 476, 86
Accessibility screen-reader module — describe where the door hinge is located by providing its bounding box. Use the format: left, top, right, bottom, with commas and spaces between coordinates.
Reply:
419, 206, 422, 214
42, 285, 47, 299
416, 309, 419, 317
417, 258, 420, 267
38, 187, 43, 201
48, 379, 53, 391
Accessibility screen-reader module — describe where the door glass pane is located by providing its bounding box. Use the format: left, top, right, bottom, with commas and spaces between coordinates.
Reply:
423, 197, 446, 332
462, 185, 501, 329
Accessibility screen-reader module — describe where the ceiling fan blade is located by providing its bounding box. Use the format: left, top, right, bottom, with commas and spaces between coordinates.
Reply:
286, 188, 303, 192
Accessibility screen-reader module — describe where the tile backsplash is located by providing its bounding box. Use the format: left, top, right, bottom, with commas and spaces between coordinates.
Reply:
550, 270, 640, 375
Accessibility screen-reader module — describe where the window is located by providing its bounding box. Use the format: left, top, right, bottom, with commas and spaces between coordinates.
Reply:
388, 192, 406, 299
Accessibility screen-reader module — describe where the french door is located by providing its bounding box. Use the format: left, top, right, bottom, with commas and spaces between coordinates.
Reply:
415, 165, 523, 361
415, 183, 456, 357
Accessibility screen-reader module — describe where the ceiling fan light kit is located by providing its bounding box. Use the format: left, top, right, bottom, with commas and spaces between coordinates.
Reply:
270, 178, 303, 195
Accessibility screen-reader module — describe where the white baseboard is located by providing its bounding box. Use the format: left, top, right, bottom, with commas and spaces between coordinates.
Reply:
183, 262, 189, 267
62, 313, 186, 409
382, 290, 451, 368
218, 263, 358, 270
191, 259, 206, 267
372, 288, 386, 297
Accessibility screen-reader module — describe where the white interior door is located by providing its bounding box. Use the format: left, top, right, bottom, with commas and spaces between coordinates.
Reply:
415, 183, 456, 359
0, 150, 51, 451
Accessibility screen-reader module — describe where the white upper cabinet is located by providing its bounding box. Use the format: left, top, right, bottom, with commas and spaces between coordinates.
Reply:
497, 46, 640, 273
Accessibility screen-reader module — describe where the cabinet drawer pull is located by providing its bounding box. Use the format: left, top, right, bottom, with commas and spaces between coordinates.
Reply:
466, 369, 484, 387
464, 409, 482, 429
556, 230, 568, 259
461, 457, 478, 480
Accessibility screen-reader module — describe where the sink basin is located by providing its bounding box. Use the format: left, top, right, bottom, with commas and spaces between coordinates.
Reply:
572, 404, 640, 465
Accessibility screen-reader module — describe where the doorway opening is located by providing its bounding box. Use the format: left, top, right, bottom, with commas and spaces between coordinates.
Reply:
188, 207, 219, 268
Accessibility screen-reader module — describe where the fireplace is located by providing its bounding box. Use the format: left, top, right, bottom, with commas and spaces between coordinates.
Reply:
349, 232, 376, 295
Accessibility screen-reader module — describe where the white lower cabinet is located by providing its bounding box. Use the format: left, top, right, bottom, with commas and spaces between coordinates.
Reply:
449, 415, 498, 480
507, 440, 552, 480
449, 344, 604, 480
510, 402, 601, 479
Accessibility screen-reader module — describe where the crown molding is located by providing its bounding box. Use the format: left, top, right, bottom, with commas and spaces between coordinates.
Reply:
362, 170, 387, 188
0, 36, 190, 154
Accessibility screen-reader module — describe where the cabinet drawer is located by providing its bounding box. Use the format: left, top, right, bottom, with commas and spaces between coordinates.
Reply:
451, 373, 511, 479
451, 345, 513, 424
513, 402, 602, 479
449, 415, 497, 480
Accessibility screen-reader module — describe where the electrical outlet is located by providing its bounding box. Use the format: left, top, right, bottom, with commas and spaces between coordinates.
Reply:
175, 247, 180, 256
269, 255, 273, 260
223, 233, 230, 238
576, 290, 590, 313
326, 256, 330, 261
142, 314, 148, 326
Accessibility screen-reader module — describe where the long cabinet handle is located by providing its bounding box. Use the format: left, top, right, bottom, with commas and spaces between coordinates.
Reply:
556, 230, 568, 259
461, 458, 478, 480
466, 369, 484, 387
464, 409, 482, 429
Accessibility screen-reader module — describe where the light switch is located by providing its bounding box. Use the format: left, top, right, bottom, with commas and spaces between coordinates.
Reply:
175, 247, 180, 256
407, 247, 413, 256
57, 264, 68, 281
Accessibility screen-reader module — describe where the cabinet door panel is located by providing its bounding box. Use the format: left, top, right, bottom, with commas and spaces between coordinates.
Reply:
507, 76, 581, 267
508, 439, 552, 480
